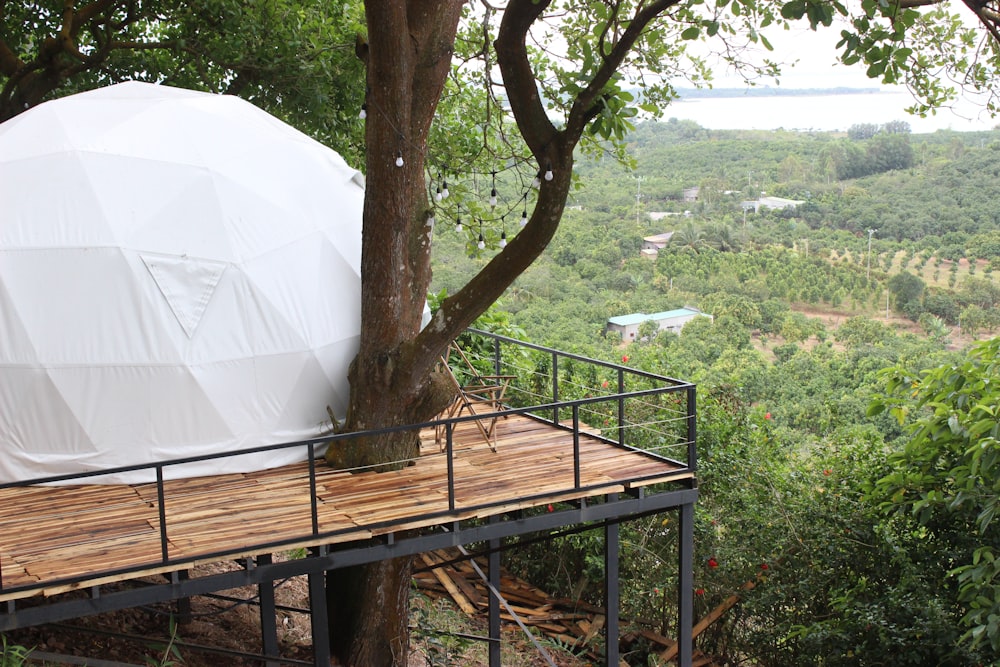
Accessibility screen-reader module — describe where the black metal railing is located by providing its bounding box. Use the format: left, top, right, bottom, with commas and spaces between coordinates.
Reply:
0, 332, 695, 597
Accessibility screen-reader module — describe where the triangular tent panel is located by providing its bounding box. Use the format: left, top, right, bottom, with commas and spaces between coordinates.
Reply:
141, 254, 228, 338
0, 82, 363, 483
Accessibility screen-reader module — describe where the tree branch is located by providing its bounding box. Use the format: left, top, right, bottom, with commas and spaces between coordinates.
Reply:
422, 0, 684, 357
568, 0, 679, 137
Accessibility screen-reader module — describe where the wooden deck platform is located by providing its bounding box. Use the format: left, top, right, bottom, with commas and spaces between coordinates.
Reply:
0, 413, 692, 603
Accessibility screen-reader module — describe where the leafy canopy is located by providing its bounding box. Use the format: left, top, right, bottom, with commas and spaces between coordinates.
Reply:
870, 338, 1000, 651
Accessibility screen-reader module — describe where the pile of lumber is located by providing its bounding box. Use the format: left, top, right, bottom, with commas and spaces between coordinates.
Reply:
413, 547, 727, 666
413, 548, 610, 660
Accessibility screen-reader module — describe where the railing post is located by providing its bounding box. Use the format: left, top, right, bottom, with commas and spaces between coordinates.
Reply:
156, 466, 169, 563
551, 351, 560, 425
492, 335, 502, 377
308, 443, 319, 536
617, 368, 626, 447
572, 404, 581, 489
686, 385, 697, 471
446, 423, 456, 511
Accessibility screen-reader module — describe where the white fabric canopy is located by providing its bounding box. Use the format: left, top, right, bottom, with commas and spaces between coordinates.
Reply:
0, 82, 364, 483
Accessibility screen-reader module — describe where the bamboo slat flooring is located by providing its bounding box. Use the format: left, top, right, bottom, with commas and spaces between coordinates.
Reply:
0, 412, 690, 602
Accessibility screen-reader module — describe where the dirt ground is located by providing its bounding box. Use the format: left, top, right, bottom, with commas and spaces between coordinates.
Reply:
7, 560, 314, 666
5, 559, 584, 667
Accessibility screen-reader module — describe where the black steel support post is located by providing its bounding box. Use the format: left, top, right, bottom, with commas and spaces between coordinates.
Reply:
175, 569, 192, 623
257, 554, 280, 667
677, 501, 694, 667
488, 515, 502, 667
604, 494, 620, 667
308, 547, 331, 667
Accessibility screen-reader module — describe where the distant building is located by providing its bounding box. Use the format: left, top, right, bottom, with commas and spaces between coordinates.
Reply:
681, 186, 700, 202
607, 307, 711, 341
642, 232, 674, 250
741, 196, 804, 213
648, 212, 691, 221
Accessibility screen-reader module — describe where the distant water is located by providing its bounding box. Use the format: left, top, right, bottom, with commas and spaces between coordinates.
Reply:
664, 90, 997, 133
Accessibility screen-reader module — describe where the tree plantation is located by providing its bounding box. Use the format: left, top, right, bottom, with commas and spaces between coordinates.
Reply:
432, 121, 1000, 664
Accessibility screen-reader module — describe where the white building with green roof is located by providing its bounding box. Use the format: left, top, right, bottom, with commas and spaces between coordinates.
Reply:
607, 307, 711, 341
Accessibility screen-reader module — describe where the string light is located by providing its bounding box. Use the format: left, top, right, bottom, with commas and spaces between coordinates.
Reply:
499, 230, 508, 248
477, 220, 486, 250
359, 103, 367, 119
455, 213, 463, 233
435, 185, 443, 202
532, 173, 540, 188
395, 150, 404, 168
544, 161, 553, 181
520, 208, 528, 227
489, 172, 497, 208
441, 179, 450, 199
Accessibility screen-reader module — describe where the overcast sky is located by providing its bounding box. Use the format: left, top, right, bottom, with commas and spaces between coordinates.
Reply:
705, 22, 883, 90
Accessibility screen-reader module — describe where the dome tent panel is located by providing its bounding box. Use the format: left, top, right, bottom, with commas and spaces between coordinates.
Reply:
0, 82, 363, 484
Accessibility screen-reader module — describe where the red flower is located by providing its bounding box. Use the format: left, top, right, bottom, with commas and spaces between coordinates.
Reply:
547, 504, 554, 512
760, 562, 769, 571
695, 588, 705, 596
707, 557, 718, 569
823, 469, 832, 476
601, 380, 609, 388
654, 588, 660, 595
764, 412, 772, 420
622, 355, 629, 363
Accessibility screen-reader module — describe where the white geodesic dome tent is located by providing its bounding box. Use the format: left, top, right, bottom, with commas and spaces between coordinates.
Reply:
0, 82, 363, 484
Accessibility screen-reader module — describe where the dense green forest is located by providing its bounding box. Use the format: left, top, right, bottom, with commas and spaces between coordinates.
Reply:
431, 120, 1000, 665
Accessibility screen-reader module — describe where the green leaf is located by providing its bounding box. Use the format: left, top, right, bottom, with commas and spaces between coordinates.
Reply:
681, 26, 701, 40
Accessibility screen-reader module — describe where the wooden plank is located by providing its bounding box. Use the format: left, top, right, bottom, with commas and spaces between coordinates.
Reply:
420, 552, 476, 615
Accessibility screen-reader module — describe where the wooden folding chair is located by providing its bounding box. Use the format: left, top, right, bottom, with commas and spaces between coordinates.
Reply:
435, 342, 514, 452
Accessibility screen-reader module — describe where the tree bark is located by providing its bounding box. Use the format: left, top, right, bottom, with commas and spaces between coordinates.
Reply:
325, 3, 465, 665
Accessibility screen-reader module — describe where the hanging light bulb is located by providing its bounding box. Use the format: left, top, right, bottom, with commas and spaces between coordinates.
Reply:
477, 233, 486, 250
442, 179, 450, 199
435, 185, 443, 202
532, 173, 541, 188
544, 161, 554, 181
395, 150, 404, 167
359, 103, 367, 119
520, 208, 528, 227
489, 187, 497, 208
427, 214, 435, 228
455, 215, 463, 233
499, 231, 508, 248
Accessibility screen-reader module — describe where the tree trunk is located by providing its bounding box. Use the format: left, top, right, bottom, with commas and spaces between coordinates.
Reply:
324, 4, 465, 666
327, 556, 414, 666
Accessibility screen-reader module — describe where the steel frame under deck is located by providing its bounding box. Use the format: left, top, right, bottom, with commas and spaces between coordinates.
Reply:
0, 332, 698, 666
